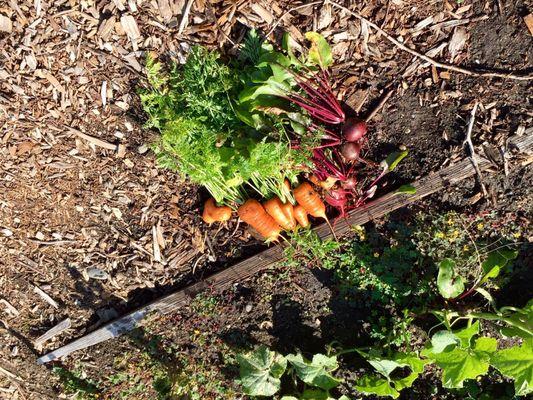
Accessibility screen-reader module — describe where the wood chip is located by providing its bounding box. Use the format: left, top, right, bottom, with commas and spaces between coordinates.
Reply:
33, 285, 59, 309
34, 319, 71, 347
0, 299, 20, 316
120, 15, 141, 41
68, 127, 118, 151
0, 14, 12, 33
98, 16, 116, 39
448, 27, 468, 60
158, 0, 173, 22
152, 226, 162, 262
250, 3, 274, 24
524, 14, 533, 36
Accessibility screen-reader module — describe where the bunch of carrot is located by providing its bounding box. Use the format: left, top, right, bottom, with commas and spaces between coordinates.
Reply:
202, 181, 327, 241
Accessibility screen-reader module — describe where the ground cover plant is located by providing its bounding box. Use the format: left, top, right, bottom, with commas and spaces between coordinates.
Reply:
236, 211, 532, 399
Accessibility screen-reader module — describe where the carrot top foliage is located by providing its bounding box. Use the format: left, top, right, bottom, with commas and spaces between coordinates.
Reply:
140, 46, 298, 205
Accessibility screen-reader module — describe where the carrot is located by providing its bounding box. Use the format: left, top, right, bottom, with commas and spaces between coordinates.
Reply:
264, 197, 295, 230
309, 174, 337, 189
294, 182, 337, 239
293, 182, 326, 219
293, 205, 310, 228
238, 199, 282, 241
280, 202, 296, 230
202, 198, 232, 224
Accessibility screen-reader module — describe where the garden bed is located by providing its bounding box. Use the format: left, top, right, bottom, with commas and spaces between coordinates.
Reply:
0, 0, 532, 399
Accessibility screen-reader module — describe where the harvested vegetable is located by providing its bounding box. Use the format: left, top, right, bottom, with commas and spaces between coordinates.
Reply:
202, 198, 232, 224
293, 205, 310, 228
280, 201, 296, 230
342, 118, 367, 142
238, 199, 282, 241
264, 197, 295, 230
293, 182, 326, 219
341, 142, 361, 161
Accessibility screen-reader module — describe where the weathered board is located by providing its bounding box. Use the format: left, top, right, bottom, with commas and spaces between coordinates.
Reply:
37, 133, 532, 364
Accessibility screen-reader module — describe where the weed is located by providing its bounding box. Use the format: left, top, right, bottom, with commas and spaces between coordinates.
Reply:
283, 228, 341, 269
53, 366, 101, 399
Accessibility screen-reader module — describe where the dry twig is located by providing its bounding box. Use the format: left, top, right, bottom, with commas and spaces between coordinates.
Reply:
326, 0, 533, 81
178, 0, 195, 35
265, 0, 323, 38
365, 87, 395, 122
463, 102, 488, 197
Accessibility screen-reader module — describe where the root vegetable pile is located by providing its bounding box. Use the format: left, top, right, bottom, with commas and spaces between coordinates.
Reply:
142, 30, 407, 241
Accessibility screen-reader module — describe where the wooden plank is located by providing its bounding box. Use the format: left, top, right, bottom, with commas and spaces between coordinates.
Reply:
37, 134, 532, 364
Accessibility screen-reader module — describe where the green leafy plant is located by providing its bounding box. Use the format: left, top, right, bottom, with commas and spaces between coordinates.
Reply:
237, 346, 347, 399
354, 351, 428, 398
53, 366, 101, 399
422, 318, 532, 395
140, 47, 298, 205
283, 228, 341, 269
436, 248, 518, 303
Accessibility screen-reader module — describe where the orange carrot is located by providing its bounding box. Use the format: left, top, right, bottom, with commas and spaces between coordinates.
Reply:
280, 202, 296, 230
293, 182, 326, 219
309, 174, 337, 189
202, 198, 232, 224
293, 205, 310, 228
264, 197, 295, 230
238, 199, 281, 241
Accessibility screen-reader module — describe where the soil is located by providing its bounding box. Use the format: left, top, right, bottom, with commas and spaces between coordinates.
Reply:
0, 0, 531, 399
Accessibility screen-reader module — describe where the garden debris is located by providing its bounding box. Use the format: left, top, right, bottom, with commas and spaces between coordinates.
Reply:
463, 103, 488, 198
32, 286, 59, 309
34, 318, 71, 349
525, 14, 533, 35
0, 14, 12, 33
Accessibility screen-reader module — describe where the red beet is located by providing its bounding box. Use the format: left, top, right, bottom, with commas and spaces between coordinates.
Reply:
341, 142, 361, 161
342, 177, 357, 190
342, 118, 367, 142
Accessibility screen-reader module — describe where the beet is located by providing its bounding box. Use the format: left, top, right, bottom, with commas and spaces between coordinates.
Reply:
341, 142, 361, 161
342, 177, 357, 190
342, 118, 367, 142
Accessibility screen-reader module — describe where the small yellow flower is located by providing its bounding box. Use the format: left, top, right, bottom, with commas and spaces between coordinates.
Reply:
513, 232, 521, 238
463, 245, 469, 251
194, 329, 200, 335
477, 223, 484, 230
447, 218, 454, 225
435, 232, 445, 239
374, 252, 380, 258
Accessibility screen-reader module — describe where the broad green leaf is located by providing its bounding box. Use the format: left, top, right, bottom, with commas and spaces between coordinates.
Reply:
491, 339, 533, 395
437, 258, 465, 299
501, 301, 533, 339
430, 330, 460, 353
305, 32, 332, 69
286, 353, 341, 390
382, 150, 408, 173
392, 352, 428, 374
281, 392, 350, 400
455, 321, 480, 348
367, 358, 401, 378
480, 249, 518, 284
355, 375, 399, 398
282, 32, 302, 65
423, 336, 496, 388
394, 184, 416, 195
236, 346, 287, 396
394, 372, 421, 391
391, 352, 428, 391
